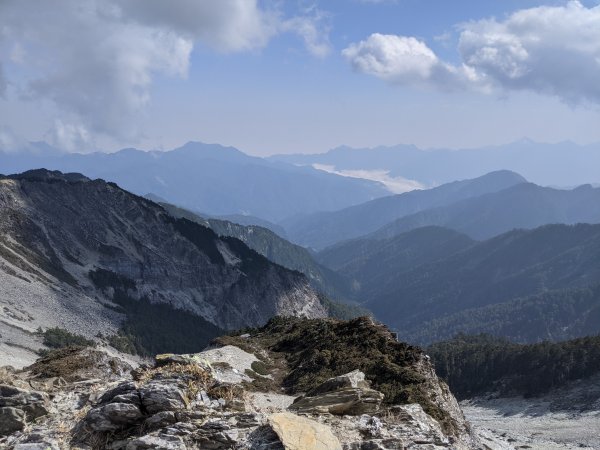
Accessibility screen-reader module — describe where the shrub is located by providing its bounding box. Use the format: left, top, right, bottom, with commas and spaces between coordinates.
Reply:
39, 327, 95, 349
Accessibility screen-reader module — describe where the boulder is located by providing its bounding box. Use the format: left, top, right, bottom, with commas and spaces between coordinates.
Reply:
289, 371, 384, 415
86, 402, 144, 431
0, 384, 49, 420
268, 412, 342, 450
0, 406, 26, 436
97, 381, 138, 405
140, 381, 188, 414
306, 369, 370, 396
145, 411, 178, 429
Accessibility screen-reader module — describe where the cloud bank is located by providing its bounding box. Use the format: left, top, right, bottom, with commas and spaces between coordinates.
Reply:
343, 1, 600, 104
312, 163, 424, 193
0, 0, 330, 150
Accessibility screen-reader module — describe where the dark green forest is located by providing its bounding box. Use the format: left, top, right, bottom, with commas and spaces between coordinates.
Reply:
428, 333, 600, 399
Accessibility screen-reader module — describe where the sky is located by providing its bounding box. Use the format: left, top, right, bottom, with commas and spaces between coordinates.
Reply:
1, 0, 600, 155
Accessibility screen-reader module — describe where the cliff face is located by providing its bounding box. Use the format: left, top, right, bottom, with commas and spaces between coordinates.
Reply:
0, 170, 326, 363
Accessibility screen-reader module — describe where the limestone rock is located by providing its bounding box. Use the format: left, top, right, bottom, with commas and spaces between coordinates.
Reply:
86, 402, 144, 431
289, 371, 384, 416
126, 434, 186, 450
0, 406, 26, 436
13, 442, 60, 450
268, 412, 342, 450
306, 370, 370, 396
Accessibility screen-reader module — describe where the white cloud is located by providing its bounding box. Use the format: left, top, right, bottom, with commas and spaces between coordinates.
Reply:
0, 125, 28, 153
0, 0, 330, 150
46, 120, 92, 153
459, 1, 600, 104
342, 33, 479, 90
312, 163, 424, 193
343, 1, 600, 104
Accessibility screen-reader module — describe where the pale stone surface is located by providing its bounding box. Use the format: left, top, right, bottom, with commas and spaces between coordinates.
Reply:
268, 412, 342, 450
290, 371, 384, 415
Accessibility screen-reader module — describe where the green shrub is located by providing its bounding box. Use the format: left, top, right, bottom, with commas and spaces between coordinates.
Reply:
39, 327, 95, 349
251, 360, 270, 376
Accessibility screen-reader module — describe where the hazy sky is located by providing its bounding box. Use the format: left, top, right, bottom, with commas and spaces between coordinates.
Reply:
1, 0, 600, 155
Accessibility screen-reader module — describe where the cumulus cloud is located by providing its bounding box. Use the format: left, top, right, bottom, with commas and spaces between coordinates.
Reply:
343, 1, 600, 104
342, 33, 477, 90
46, 120, 93, 153
0, 0, 330, 149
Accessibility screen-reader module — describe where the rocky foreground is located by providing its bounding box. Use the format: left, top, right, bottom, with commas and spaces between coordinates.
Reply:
0, 317, 510, 449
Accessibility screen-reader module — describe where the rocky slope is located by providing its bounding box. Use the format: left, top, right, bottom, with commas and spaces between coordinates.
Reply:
0, 317, 498, 449
0, 170, 326, 366
157, 201, 355, 303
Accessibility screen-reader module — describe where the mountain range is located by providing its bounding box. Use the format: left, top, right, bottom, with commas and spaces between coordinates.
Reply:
0, 169, 327, 361
0, 141, 389, 222
270, 139, 600, 188
282, 170, 527, 249
320, 223, 600, 344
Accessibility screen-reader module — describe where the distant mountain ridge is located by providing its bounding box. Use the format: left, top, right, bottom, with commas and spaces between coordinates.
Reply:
270, 139, 600, 188
346, 223, 600, 344
282, 170, 527, 249
0, 141, 390, 222
369, 182, 600, 241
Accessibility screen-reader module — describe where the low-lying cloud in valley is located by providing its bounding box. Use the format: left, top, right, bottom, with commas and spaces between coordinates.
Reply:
312, 163, 425, 194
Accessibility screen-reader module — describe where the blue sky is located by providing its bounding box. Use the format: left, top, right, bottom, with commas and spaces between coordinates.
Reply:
1, 0, 600, 155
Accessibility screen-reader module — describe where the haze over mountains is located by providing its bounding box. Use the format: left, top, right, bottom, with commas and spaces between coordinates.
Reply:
0, 141, 389, 222
270, 139, 600, 189
3, 140, 600, 359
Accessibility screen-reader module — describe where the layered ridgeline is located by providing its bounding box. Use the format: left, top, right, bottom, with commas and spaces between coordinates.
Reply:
369, 181, 600, 241
282, 170, 527, 249
284, 170, 600, 250
0, 141, 389, 222
156, 201, 357, 306
0, 170, 328, 362
270, 139, 600, 189
317, 224, 600, 344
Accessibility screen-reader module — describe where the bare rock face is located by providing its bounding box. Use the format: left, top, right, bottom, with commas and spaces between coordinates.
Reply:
268, 412, 342, 450
0, 319, 499, 449
290, 370, 385, 415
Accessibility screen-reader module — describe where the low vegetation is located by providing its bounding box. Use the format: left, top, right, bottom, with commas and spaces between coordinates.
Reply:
89, 268, 224, 356
38, 327, 95, 350
215, 316, 459, 435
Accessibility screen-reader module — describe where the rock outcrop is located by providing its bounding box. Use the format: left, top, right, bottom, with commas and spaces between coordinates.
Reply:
290, 370, 384, 415
0, 317, 503, 449
269, 412, 342, 450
